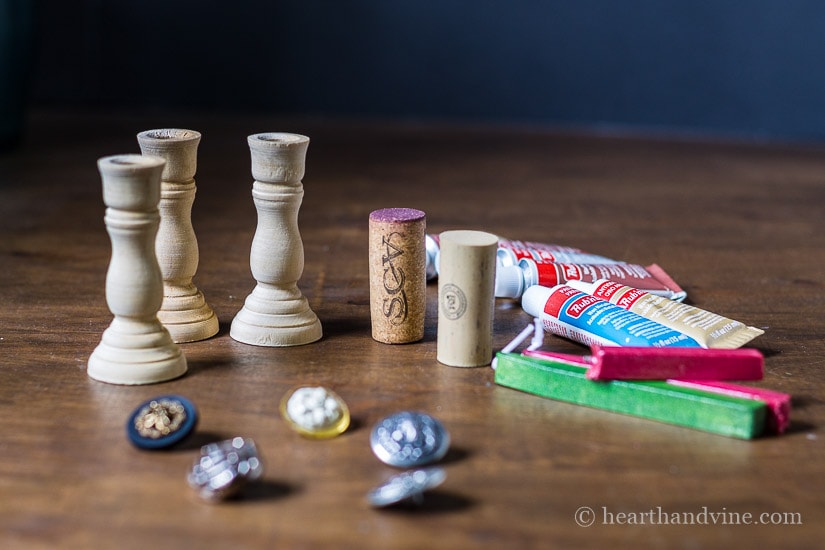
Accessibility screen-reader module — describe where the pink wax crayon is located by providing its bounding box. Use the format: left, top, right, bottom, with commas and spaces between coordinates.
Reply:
524, 345, 763, 381
666, 380, 791, 434
588, 345, 763, 381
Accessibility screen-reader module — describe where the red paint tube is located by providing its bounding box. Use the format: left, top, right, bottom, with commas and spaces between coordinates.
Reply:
496, 258, 686, 301
426, 235, 619, 281
496, 239, 618, 267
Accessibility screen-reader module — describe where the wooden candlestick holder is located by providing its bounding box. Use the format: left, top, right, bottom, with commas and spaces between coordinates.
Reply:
137, 128, 218, 343
230, 133, 322, 347
88, 154, 187, 385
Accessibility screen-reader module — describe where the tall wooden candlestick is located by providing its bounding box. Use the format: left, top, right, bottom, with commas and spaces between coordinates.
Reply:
137, 128, 218, 343
230, 133, 322, 347
88, 155, 187, 385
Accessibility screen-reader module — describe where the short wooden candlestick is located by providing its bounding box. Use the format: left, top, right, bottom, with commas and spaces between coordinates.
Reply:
88, 154, 187, 385
230, 133, 322, 347
137, 128, 218, 343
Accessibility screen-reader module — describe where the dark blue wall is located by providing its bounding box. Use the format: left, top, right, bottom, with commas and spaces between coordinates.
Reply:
30, 1, 825, 141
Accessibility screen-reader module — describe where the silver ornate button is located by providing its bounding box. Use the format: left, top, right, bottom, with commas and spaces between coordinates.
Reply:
367, 467, 446, 507
370, 411, 450, 468
187, 437, 263, 502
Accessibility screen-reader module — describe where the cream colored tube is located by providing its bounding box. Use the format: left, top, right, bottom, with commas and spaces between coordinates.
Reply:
565, 279, 764, 349
437, 230, 498, 367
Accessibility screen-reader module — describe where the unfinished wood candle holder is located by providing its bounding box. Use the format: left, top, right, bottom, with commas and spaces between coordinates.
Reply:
88, 154, 187, 385
230, 133, 322, 347
137, 128, 218, 343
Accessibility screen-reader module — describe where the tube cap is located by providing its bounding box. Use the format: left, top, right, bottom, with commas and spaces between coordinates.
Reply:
521, 285, 555, 318
425, 234, 440, 280
496, 247, 517, 267
495, 265, 525, 299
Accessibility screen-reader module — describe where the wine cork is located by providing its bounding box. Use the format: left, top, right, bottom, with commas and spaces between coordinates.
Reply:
437, 230, 498, 367
369, 208, 427, 344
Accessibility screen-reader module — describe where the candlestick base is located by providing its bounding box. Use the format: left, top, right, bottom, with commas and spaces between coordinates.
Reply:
88, 319, 187, 385
158, 285, 219, 343
230, 284, 322, 347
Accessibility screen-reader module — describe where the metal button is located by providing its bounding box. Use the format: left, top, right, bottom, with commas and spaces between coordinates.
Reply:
126, 395, 197, 450
367, 467, 446, 507
280, 386, 350, 439
187, 437, 263, 502
370, 411, 450, 468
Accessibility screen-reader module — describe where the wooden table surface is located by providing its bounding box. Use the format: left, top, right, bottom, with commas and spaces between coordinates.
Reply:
1, 110, 823, 549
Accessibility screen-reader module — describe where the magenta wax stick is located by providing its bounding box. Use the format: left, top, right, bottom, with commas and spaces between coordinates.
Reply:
584, 346, 764, 381
667, 380, 791, 434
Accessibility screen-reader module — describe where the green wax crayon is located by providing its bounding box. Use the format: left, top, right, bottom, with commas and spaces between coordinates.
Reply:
494, 353, 766, 439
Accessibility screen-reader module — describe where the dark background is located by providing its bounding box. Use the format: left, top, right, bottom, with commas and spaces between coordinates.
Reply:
11, 1, 825, 142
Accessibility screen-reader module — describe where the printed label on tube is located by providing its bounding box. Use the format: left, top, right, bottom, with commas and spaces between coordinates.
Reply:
528, 284, 701, 348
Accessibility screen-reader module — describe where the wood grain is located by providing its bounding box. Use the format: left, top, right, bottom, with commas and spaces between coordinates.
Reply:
0, 110, 823, 549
